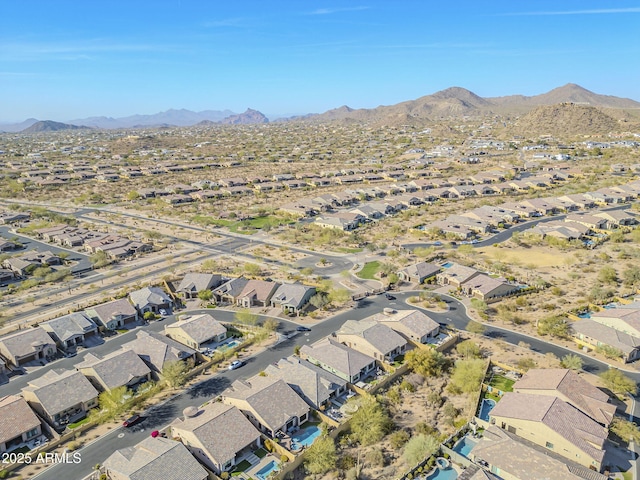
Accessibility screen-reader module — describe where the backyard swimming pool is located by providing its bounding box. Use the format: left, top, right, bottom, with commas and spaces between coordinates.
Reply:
452, 436, 477, 457
478, 398, 496, 421
290, 425, 322, 451
256, 460, 279, 480
424, 466, 458, 480
441, 262, 453, 268
218, 339, 241, 351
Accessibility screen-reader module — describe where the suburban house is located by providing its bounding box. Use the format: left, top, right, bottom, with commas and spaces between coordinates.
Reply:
565, 213, 608, 231
221, 377, 310, 438
593, 210, 637, 229
129, 286, 173, 315
212, 277, 250, 304
459, 274, 519, 302
470, 425, 608, 480
103, 437, 208, 480
0, 395, 42, 454
0, 327, 57, 368
366, 309, 440, 344
300, 338, 377, 383
314, 212, 366, 231
39, 312, 98, 353
263, 356, 348, 410
529, 220, 590, 241
512, 368, 616, 427
235, 279, 280, 307
170, 403, 261, 475
489, 392, 607, 472
334, 320, 407, 363
270, 283, 316, 314
121, 330, 197, 376
76, 349, 152, 392
164, 314, 227, 350
571, 319, 640, 363
85, 298, 139, 331
397, 262, 441, 284
175, 273, 222, 299
588, 308, 640, 337
22, 370, 99, 430
436, 263, 481, 288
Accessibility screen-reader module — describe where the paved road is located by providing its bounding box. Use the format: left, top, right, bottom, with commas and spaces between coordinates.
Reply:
32, 292, 640, 480
402, 203, 632, 251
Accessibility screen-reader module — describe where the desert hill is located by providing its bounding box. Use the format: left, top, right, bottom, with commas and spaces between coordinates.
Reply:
20, 120, 87, 133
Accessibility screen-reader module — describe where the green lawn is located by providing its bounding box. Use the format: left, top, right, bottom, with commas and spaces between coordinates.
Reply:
232, 459, 252, 473
357, 261, 380, 279
68, 417, 90, 429
489, 375, 515, 392
254, 448, 267, 459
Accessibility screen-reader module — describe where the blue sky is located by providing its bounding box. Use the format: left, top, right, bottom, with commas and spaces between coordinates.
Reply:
1, 1, 639, 121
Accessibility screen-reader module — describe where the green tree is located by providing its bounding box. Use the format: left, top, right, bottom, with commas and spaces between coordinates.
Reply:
449, 359, 487, 394
162, 359, 194, 389
300, 267, 314, 277
466, 320, 486, 336
596, 345, 624, 360
405, 348, 448, 377
470, 298, 488, 314
600, 368, 637, 395
560, 354, 583, 370
402, 434, 440, 466
610, 417, 640, 442
389, 430, 410, 450
235, 309, 258, 326
90, 251, 110, 268
309, 292, 330, 309
263, 318, 279, 331
244, 263, 261, 277
456, 340, 481, 359
537, 316, 570, 339
328, 288, 351, 306
597, 266, 618, 285
304, 435, 336, 475
97, 386, 129, 418
622, 265, 640, 286
197, 290, 213, 304
350, 396, 393, 446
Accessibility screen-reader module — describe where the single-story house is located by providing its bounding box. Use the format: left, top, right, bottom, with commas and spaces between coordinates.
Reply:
85, 298, 139, 331
334, 320, 407, 363
129, 286, 173, 314
459, 274, 519, 302
103, 437, 208, 480
76, 349, 152, 392
222, 377, 310, 438
270, 283, 316, 314
436, 263, 480, 288
0, 327, 57, 368
170, 403, 261, 475
572, 319, 640, 363
40, 312, 98, 352
22, 370, 99, 430
175, 273, 223, 299
0, 395, 42, 453
300, 338, 377, 383
164, 314, 227, 350
212, 277, 249, 304
398, 261, 441, 284
366, 309, 440, 344
236, 279, 280, 308
121, 330, 197, 376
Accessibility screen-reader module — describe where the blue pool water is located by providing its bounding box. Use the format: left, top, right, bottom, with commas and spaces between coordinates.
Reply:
256, 460, 279, 480
291, 425, 322, 450
577, 312, 592, 318
441, 262, 453, 268
218, 339, 241, 351
425, 467, 458, 480
478, 398, 496, 421
452, 437, 477, 457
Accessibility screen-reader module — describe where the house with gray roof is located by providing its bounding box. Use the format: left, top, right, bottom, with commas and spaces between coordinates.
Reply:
398, 261, 441, 284
459, 274, 519, 302
0, 395, 42, 454
170, 402, 261, 474
471, 425, 608, 480
212, 277, 249, 304
0, 327, 57, 368
175, 273, 222, 299
436, 263, 481, 288
264, 356, 348, 410
85, 298, 139, 330
222, 377, 310, 438
164, 314, 227, 350
366, 309, 440, 344
22, 370, 98, 430
489, 392, 608, 472
121, 330, 196, 376
270, 283, 316, 314
40, 312, 98, 352
76, 349, 151, 392
129, 286, 173, 314
513, 368, 616, 426
300, 338, 376, 383
103, 436, 208, 480
335, 320, 407, 363
572, 318, 640, 363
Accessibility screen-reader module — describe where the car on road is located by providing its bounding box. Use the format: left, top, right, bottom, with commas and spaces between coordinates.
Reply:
228, 360, 245, 370
123, 414, 141, 427
296, 326, 311, 332
385, 294, 396, 300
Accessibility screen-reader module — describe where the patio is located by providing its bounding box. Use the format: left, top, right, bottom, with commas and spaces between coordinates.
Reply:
231, 448, 280, 480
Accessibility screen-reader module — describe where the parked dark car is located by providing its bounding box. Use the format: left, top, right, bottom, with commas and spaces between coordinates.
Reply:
296, 326, 311, 332
123, 414, 141, 427
385, 294, 396, 300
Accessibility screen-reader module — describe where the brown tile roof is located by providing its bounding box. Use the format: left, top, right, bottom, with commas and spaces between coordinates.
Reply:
0, 395, 41, 445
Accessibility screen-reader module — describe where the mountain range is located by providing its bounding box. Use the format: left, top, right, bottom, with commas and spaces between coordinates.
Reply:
1, 84, 638, 133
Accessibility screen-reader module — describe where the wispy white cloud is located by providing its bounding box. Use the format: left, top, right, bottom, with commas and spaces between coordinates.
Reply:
0, 41, 170, 61
307, 6, 370, 15
499, 7, 640, 16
